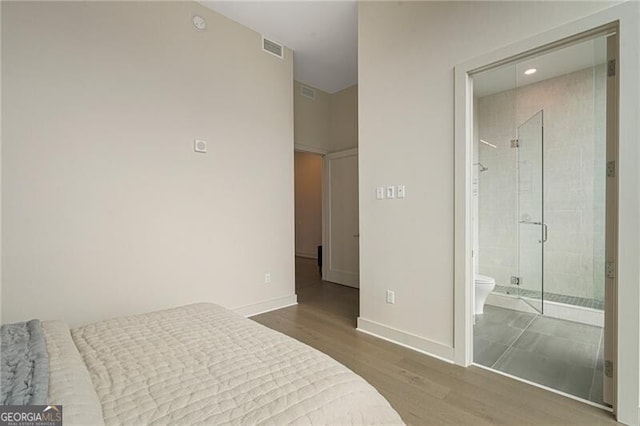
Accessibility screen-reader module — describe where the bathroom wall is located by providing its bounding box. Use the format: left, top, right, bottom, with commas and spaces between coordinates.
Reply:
477, 65, 606, 302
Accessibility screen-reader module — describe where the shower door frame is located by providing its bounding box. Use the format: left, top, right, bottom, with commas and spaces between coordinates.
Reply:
453, 5, 639, 423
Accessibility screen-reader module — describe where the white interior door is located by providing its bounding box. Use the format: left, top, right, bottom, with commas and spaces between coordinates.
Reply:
324, 148, 359, 287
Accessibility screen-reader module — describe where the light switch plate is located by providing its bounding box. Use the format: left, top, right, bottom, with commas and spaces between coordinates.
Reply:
386, 186, 395, 199
397, 185, 405, 198
386, 290, 395, 304
376, 187, 385, 200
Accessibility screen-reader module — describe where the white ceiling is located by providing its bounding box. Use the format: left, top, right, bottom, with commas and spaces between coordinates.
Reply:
198, 1, 357, 94
474, 36, 608, 97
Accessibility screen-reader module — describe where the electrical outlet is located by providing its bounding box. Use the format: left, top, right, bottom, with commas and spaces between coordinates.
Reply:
386, 289, 395, 304
264, 273, 271, 284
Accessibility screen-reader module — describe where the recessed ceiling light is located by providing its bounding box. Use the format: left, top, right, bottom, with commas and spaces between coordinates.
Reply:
524, 68, 537, 75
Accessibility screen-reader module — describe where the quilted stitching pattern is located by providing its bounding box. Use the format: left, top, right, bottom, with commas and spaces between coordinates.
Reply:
42, 320, 106, 426
71, 304, 403, 425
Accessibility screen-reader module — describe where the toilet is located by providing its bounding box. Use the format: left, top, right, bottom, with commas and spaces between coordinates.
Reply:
475, 274, 496, 315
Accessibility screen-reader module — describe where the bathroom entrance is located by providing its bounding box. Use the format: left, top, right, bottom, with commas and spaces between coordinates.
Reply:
467, 29, 618, 408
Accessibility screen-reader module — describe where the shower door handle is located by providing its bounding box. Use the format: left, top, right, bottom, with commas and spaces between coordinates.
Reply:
519, 220, 543, 225
519, 220, 548, 243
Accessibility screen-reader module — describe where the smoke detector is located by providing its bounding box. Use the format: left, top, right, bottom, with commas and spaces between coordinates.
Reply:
192, 15, 206, 31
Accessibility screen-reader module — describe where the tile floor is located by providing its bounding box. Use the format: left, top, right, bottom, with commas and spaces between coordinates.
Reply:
474, 305, 605, 405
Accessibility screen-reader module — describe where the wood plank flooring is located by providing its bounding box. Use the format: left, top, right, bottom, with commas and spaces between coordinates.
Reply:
251, 258, 617, 425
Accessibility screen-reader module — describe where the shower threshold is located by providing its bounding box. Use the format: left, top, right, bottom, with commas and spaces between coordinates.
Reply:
493, 285, 604, 309
486, 288, 604, 327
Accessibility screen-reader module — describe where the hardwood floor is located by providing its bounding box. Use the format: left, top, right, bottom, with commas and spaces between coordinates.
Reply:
252, 257, 617, 425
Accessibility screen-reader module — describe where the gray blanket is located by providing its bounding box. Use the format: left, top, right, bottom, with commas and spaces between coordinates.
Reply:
1, 320, 49, 405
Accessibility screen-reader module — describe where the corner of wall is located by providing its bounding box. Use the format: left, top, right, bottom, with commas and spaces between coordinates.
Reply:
233, 295, 297, 318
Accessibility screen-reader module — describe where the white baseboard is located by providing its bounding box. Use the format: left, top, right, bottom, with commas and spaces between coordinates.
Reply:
357, 317, 454, 363
233, 295, 298, 318
486, 293, 604, 327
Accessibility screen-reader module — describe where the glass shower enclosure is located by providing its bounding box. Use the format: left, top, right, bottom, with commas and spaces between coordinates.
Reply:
474, 35, 607, 316
515, 111, 545, 313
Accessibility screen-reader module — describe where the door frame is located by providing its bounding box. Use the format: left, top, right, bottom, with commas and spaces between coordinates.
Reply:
294, 143, 327, 267
293, 144, 360, 287
603, 31, 618, 408
324, 148, 359, 287
453, 3, 639, 423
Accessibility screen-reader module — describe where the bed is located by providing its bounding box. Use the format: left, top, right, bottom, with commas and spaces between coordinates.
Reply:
6, 303, 403, 425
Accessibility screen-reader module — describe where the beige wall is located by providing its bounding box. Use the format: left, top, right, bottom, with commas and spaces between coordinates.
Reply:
358, 1, 616, 351
294, 152, 323, 259
330, 85, 358, 152
294, 81, 331, 151
1, 1, 295, 326
294, 81, 357, 153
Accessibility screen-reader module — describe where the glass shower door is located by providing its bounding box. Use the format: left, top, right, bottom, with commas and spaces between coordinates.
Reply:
517, 110, 544, 313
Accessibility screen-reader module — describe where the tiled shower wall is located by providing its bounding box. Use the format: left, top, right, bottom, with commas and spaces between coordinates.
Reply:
476, 66, 606, 302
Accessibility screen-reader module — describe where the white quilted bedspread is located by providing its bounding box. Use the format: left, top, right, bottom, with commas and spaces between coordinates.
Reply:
42, 321, 105, 426
71, 303, 403, 425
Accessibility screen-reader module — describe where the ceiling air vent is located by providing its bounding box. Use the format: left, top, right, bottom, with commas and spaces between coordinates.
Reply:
301, 85, 316, 100
262, 36, 284, 59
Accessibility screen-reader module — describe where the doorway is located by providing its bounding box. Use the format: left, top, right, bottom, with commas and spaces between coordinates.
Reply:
294, 151, 324, 262
465, 28, 618, 409
294, 147, 360, 289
